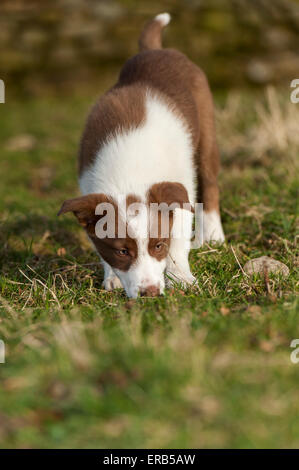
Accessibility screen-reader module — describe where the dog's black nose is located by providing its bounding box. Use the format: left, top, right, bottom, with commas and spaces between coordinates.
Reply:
139, 285, 160, 297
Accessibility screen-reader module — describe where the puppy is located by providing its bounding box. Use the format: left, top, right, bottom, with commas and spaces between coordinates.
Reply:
58, 13, 225, 298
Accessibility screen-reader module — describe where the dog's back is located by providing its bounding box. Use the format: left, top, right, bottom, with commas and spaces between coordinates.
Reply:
78, 14, 203, 204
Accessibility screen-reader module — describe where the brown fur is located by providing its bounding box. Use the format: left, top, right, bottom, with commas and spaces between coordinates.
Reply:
147, 182, 193, 211
58, 193, 112, 236
58, 193, 139, 270
117, 48, 220, 212
79, 46, 220, 213
139, 17, 167, 52
79, 85, 146, 174
58, 182, 192, 269
146, 182, 193, 261
92, 236, 138, 272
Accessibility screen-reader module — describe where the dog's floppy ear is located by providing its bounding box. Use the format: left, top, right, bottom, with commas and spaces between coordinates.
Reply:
148, 182, 194, 212
58, 193, 111, 235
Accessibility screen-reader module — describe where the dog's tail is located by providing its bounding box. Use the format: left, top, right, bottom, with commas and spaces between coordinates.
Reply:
138, 13, 171, 52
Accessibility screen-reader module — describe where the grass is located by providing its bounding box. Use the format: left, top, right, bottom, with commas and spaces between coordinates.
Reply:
0, 86, 298, 448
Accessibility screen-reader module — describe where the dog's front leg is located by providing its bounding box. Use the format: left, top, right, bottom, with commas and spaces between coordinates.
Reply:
101, 259, 123, 291
166, 209, 197, 288
166, 241, 196, 287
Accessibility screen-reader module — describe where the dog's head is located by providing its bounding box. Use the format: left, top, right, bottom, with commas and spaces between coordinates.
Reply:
58, 182, 192, 298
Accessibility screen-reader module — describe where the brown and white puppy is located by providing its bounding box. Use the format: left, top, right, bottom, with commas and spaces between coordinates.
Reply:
58, 13, 225, 298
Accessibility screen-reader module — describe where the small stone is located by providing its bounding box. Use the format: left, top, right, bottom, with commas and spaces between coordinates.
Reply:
243, 256, 289, 277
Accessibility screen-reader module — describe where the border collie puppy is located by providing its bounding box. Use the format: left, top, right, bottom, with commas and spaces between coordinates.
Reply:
58, 13, 225, 298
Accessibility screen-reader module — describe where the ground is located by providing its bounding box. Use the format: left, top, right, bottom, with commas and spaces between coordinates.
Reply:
0, 87, 298, 448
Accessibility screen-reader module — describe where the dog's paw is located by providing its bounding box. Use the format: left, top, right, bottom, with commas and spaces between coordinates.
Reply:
103, 275, 123, 291
203, 210, 225, 244
166, 270, 197, 289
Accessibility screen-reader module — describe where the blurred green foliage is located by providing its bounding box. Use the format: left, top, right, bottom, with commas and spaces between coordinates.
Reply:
0, 0, 299, 96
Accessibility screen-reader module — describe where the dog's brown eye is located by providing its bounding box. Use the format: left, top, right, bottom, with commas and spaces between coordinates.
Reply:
116, 248, 129, 256
155, 242, 163, 251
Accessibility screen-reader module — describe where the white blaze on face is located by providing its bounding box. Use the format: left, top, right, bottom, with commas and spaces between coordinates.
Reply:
114, 205, 166, 298
115, 239, 166, 298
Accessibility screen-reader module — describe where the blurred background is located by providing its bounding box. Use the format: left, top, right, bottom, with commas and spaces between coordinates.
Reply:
1, 0, 299, 97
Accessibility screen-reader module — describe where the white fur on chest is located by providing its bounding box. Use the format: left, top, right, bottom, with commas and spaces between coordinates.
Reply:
79, 91, 196, 203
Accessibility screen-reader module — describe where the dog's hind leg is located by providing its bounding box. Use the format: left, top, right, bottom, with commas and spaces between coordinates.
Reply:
191, 68, 225, 246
